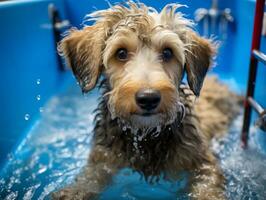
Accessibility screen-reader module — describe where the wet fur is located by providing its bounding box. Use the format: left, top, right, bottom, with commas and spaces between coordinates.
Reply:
52, 77, 240, 200
52, 2, 241, 200
93, 79, 207, 178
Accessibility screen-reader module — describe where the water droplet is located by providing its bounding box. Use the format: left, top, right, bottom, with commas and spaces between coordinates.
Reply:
132, 128, 138, 135
39, 107, 44, 113
153, 132, 160, 137
133, 142, 138, 149
24, 114, 30, 121
36, 79, 41, 85
36, 95, 41, 101
37, 165, 47, 174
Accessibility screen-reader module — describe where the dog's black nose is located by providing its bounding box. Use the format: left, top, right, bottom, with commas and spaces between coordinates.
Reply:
135, 89, 161, 111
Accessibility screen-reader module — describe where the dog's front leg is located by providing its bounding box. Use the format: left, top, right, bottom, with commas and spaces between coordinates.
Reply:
52, 145, 123, 200
189, 158, 226, 200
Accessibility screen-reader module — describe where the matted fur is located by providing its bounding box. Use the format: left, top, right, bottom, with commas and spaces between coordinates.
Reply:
195, 76, 241, 140
53, 2, 240, 200
52, 77, 236, 200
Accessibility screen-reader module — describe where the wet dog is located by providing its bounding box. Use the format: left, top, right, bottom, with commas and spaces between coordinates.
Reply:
53, 2, 240, 199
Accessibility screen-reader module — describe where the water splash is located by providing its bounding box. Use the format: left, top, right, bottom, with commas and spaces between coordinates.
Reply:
1, 85, 97, 200
211, 115, 266, 199
2, 86, 266, 200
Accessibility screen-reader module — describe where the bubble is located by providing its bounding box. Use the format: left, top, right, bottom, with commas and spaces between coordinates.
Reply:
122, 126, 127, 131
24, 114, 30, 121
39, 107, 44, 113
36, 79, 41, 85
36, 95, 41, 101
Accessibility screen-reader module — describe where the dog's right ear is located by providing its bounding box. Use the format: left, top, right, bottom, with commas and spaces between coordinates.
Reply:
58, 24, 105, 93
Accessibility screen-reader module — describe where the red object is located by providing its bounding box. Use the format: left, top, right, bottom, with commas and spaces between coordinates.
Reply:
251, 0, 265, 51
241, 0, 266, 147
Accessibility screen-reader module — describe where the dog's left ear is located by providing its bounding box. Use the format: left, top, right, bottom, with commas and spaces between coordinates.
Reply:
58, 24, 105, 93
184, 32, 215, 96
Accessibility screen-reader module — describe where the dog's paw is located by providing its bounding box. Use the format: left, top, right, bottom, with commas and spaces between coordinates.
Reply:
51, 187, 97, 200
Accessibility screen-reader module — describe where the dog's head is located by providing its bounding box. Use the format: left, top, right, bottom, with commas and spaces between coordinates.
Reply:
59, 2, 215, 129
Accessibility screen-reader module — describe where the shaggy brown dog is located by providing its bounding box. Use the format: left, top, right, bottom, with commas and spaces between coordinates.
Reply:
53, 2, 240, 200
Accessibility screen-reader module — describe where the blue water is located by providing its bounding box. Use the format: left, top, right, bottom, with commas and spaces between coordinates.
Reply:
1, 82, 266, 200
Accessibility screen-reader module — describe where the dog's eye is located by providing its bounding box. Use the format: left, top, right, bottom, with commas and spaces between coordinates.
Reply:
116, 48, 128, 61
162, 48, 173, 62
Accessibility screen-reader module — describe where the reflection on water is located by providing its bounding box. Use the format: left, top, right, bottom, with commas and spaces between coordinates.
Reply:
0, 85, 266, 200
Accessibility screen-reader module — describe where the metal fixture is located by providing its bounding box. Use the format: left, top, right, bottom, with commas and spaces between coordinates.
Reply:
48, 4, 70, 71
194, 0, 233, 38
247, 97, 266, 132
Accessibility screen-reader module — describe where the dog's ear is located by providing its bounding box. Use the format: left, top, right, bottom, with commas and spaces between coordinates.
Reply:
184, 32, 215, 96
58, 24, 105, 93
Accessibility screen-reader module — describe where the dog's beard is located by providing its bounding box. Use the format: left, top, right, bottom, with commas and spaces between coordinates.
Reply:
130, 101, 185, 129
109, 101, 186, 137
131, 114, 168, 128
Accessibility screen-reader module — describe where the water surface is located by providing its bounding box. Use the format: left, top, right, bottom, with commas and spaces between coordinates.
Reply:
0, 85, 265, 200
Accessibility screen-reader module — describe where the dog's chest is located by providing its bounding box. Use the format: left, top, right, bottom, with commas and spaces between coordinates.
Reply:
109, 126, 185, 176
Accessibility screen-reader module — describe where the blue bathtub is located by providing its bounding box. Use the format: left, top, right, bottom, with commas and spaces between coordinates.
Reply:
0, 0, 266, 199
